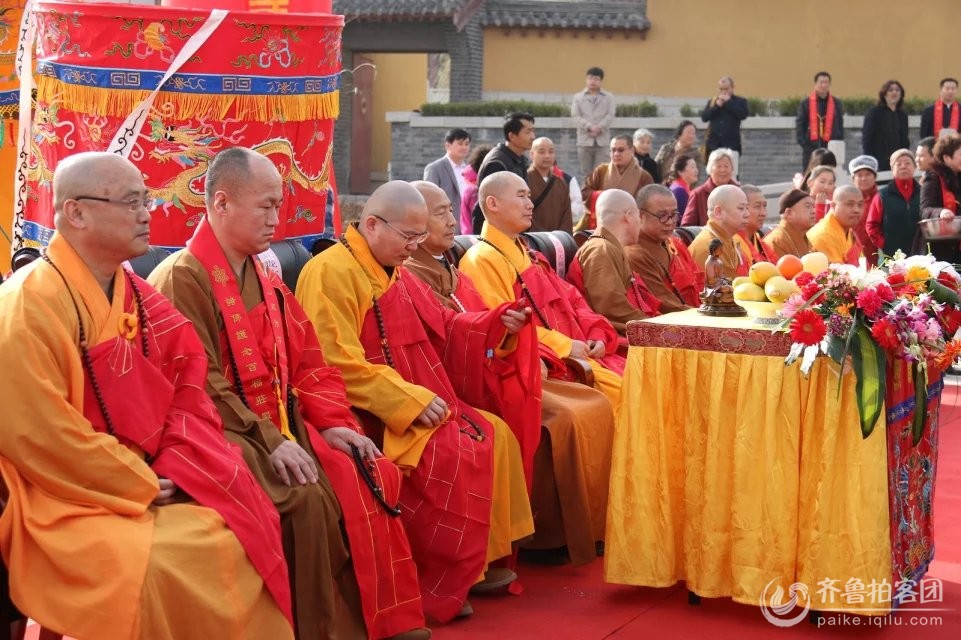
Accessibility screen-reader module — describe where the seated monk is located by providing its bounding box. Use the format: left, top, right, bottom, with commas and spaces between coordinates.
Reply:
688, 184, 751, 280
295, 182, 534, 623
0, 152, 293, 639
624, 185, 704, 314
458, 172, 624, 407
807, 184, 865, 265
405, 181, 614, 565
577, 134, 654, 231
763, 189, 815, 259
738, 185, 777, 264
568, 189, 661, 339
148, 148, 428, 640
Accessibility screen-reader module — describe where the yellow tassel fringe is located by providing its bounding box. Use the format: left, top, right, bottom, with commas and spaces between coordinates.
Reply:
37, 78, 340, 122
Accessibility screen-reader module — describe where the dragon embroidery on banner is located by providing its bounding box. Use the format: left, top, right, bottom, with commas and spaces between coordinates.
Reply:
142, 105, 332, 228
28, 97, 76, 192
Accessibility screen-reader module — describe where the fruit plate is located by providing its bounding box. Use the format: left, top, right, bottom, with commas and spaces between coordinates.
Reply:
736, 300, 785, 325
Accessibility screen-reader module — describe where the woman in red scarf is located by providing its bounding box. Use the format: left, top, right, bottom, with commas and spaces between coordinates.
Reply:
920, 134, 961, 264
865, 150, 922, 259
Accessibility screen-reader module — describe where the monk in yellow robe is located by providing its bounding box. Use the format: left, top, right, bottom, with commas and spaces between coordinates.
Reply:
807, 184, 865, 265
296, 182, 533, 623
405, 181, 614, 565
148, 149, 428, 640
0, 153, 292, 639
458, 172, 624, 407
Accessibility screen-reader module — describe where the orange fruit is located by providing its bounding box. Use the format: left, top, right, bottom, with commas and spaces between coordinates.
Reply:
777, 254, 804, 280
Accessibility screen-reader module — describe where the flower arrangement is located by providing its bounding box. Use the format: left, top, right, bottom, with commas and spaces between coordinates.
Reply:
779, 252, 961, 444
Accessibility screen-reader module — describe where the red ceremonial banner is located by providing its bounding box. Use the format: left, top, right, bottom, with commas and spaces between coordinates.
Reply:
15, 0, 342, 250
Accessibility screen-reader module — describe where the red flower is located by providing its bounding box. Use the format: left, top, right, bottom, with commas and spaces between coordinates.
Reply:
801, 281, 821, 300
870, 317, 901, 351
937, 270, 960, 290
887, 272, 906, 287
794, 272, 814, 288
875, 282, 895, 303
855, 288, 885, 319
790, 309, 827, 346
941, 307, 961, 336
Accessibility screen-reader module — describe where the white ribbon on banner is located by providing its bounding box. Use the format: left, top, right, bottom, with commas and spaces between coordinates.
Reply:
108, 8, 229, 157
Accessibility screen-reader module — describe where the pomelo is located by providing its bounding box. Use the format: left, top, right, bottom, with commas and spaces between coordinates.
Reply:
800, 252, 830, 275
764, 275, 799, 303
749, 261, 779, 287
734, 282, 767, 302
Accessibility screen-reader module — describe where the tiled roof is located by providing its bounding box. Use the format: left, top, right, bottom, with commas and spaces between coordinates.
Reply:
333, 1, 650, 32
333, 1, 470, 21
482, 1, 650, 32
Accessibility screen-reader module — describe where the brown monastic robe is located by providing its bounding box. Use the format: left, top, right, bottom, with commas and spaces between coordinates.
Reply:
526, 166, 573, 233
149, 254, 363, 640
764, 219, 812, 259
568, 228, 648, 334
581, 160, 654, 205
404, 246, 614, 565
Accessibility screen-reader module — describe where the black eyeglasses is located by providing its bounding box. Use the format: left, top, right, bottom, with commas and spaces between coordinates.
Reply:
640, 207, 679, 224
75, 195, 157, 213
373, 214, 429, 245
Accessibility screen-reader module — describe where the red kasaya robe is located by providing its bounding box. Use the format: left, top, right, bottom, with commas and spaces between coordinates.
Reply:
84, 271, 293, 624
521, 250, 626, 374
358, 272, 501, 623
185, 221, 423, 639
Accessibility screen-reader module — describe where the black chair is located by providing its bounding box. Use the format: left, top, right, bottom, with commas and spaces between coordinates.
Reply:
674, 226, 701, 247
447, 235, 481, 268
10, 248, 40, 274
521, 230, 578, 279
126, 246, 172, 279
269, 239, 313, 292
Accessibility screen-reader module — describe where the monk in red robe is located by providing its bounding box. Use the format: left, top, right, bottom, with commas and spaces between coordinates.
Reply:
404, 181, 614, 566
149, 149, 428, 640
0, 152, 292, 639
296, 181, 534, 623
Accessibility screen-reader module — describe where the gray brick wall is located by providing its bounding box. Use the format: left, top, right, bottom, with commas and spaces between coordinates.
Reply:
389, 115, 922, 187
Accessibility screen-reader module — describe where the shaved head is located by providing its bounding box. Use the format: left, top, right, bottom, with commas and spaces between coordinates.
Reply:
707, 184, 748, 234
360, 181, 430, 266
531, 137, 554, 151
362, 181, 427, 224
411, 180, 457, 254
832, 184, 861, 204
596, 189, 637, 226
53, 152, 140, 219
51, 151, 152, 283
478, 172, 533, 237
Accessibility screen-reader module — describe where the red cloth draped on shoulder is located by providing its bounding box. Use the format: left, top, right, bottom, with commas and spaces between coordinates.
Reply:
81, 273, 292, 624
566, 255, 661, 317
934, 100, 960, 137
187, 219, 423, 638
414, 267, 542, 492
262, 277, 424, 639
808, 91, 835, 142
358, 273, 495, 623
521, 250, 625, 374
667, 237, 704, 307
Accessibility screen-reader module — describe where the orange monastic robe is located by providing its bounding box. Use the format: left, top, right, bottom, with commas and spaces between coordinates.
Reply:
0, 235, 292, 640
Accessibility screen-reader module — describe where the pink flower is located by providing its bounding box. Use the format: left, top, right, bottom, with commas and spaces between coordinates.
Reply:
780, 292, 807, 319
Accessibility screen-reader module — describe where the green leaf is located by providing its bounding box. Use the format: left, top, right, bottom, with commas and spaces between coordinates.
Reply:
928, 279, 960, 306
850, 324, 887, 438
912, 363, 927, 446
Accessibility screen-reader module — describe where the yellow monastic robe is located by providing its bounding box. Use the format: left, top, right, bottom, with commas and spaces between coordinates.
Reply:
457, 223, 622, 407
0, 235, 291, 640
295, 226, 532, 567
808, 211, 863, 265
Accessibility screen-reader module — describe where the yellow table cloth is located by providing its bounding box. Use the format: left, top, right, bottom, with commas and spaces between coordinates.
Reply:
604, 310, 891, 615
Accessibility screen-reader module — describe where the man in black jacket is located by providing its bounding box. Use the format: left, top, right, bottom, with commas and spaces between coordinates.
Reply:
471, 111, 534, 232
920, 78, 959, 140
795, 71, 845, 170
700, 76, 749, 162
